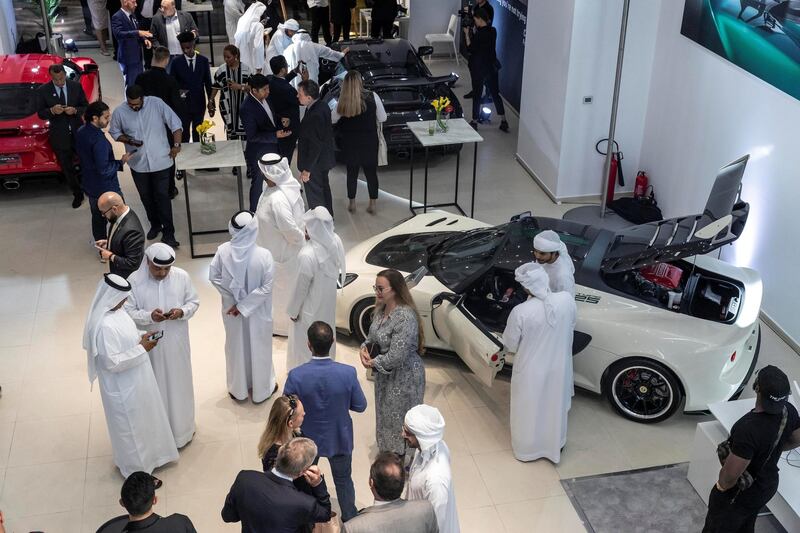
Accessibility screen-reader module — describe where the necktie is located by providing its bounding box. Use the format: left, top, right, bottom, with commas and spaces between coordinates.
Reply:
188, 58, 194, 72
130, 14, 137, 28
59, 87, 67, 106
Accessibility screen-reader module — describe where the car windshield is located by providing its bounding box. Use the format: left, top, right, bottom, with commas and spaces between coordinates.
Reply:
0, 84, 40, 121
429, 225, 509, 289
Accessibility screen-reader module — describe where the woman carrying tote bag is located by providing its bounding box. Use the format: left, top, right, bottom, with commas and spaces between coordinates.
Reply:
332, 70, 388, 214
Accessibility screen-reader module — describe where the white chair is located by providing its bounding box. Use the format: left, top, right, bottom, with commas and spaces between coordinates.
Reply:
424, 14, 459, 65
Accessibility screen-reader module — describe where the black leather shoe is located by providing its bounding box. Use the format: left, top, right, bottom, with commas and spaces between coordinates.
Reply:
162, 237, 180, 248
146, 227, 161, 240
169, 187, 179, 199
499, 120, 510, 133
464, 91, 474, 99
72, 194, 84, 209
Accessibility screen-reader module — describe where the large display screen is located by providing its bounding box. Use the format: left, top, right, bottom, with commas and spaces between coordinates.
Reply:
490, 0, 527, 111
681, 0, 800, 100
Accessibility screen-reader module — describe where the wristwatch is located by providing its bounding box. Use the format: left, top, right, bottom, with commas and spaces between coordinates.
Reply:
173, 143, 181, 148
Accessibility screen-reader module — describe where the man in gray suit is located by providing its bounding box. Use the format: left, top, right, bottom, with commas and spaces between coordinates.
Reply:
344, 452, 438, 533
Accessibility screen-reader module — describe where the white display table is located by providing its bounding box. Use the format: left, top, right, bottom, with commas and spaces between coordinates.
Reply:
687, 398, 800, 531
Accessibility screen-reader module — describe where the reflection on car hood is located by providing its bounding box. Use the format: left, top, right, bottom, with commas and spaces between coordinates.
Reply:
365, 232, 454, 273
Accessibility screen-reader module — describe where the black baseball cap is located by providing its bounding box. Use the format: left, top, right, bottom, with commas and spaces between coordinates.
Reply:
755, 365, 791, 414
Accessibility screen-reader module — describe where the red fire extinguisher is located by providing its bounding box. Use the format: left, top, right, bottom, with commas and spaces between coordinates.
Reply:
634, 171, 649, 199
597, 139, 624, 204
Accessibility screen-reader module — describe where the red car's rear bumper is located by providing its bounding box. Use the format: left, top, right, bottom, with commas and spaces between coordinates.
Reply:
0, 125, 62, 177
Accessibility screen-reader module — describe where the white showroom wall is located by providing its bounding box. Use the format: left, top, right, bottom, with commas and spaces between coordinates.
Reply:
639, 0, 800, 344
407, 0, 461, 50
516, 0, 660, 201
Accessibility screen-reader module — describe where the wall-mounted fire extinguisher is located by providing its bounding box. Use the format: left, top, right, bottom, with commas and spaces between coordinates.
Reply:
596, 139, 624, 204
634, 171, 649, 199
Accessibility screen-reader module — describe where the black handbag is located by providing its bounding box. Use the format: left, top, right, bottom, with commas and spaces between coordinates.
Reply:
609, 188, 663, 224
716, 406, 787, 494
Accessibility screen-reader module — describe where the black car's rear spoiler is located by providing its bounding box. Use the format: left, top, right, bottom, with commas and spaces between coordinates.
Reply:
370, 74, 459, 89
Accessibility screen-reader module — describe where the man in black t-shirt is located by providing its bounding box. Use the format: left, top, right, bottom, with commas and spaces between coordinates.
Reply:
703, 365, 800, 533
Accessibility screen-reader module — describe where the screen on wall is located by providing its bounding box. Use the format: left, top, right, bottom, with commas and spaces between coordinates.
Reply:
680, 0, 800, 100
490, 0, 527, 111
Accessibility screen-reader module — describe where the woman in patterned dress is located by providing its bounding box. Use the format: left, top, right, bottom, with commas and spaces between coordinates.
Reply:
211, 44, 254, 140
359, 268, 427, 454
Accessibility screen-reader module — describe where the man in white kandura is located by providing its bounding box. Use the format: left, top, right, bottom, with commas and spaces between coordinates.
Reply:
286, 206, 346, 369
265, 18, 300, 64
83, 273, 179, 478
502, 262, 576, 463
255, 153, 306, 337
234, 1, 267, 73
223, 0, 245, 44
533, 229, 575, 296
126, 243, 199, 448
404, 404, 460, 533
209, 210, 278, 403
284, 30, 346, 87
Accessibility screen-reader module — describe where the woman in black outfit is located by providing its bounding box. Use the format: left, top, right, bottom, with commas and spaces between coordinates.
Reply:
333, 71, 388, 214
464, 7, 509, 132
258, 394, 305, 471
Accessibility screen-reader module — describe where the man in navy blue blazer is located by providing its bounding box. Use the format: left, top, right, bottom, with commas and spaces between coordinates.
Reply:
170, 31, 214, 143
240, 74, 292, 211
284, 321, 367, 522
111, 0, 153, 87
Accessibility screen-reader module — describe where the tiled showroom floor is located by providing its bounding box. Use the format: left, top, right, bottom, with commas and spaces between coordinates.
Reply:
1, 46, 799, 533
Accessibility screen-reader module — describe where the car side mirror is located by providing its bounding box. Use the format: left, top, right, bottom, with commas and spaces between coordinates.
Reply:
418, 46, 434, 57
82, 63, 99, 73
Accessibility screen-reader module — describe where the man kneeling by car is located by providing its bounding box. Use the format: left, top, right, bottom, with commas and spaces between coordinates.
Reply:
703, 365, 800, 533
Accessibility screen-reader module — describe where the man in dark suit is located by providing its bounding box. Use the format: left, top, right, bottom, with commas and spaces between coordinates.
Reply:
136, 46, 185, 198
297, 79, 335, 216
96, 471, 196, 533
240, 73, 292, 211
95, 191, 145, 278
170, 31, 213, 143
267, 55, 306, 163
284, 321, 367, 522
36, 63, 89, 208
344, 453, 439, 533
111, 0, 153, 87
150, 0, 198, 63
222, 437, 333, 532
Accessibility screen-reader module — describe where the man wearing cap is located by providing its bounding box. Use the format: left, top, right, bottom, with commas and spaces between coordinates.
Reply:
403, 404, 460, 533
266, 18, 300, 64
533, 230, 575, 296
209, 211, 278, 403
96, 471, 196, 532
502, 262, 576, 464
255, 154, 306, 337
703, 365, 800, 532
171, 31, 214, 144
83, 274, 179, 478
126, 243, 200, 448
286, 207, 346, 366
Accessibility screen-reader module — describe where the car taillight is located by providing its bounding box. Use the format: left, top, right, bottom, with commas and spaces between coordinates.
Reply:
730, 351, 737, 362
491, 353, 499, 362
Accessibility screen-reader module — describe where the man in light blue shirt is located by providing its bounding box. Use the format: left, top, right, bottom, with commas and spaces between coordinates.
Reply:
110, 84, 183, 248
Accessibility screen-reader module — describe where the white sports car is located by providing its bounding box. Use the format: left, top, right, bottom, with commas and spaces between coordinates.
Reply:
336, 156, 762, 423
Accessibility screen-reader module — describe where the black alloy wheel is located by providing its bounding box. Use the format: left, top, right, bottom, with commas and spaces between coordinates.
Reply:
604, 358, 683, 423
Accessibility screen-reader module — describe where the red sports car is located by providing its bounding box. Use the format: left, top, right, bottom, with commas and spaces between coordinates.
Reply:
0, 54, 101, 188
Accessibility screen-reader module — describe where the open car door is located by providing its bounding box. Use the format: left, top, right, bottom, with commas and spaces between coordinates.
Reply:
430, 293, 505, 387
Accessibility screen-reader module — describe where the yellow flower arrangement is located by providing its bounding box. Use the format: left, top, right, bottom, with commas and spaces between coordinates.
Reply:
196, 119, 215, 134
431, 96, 451, 113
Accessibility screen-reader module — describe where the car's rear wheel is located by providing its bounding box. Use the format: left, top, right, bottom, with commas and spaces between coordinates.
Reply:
604, 358, 683, 423
350, 299, 376, 344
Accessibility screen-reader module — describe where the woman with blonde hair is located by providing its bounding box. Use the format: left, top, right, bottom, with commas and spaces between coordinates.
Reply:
359, 268, 426, 454
333, 70, 387, 214
258, 394, 306, 471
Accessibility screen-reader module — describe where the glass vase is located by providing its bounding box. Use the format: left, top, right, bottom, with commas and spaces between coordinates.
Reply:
435, 111, 449, 133
200, 132, 216, 155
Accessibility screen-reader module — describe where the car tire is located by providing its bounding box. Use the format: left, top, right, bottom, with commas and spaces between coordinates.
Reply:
603, 358, 683, 424
350, 299, 376, 344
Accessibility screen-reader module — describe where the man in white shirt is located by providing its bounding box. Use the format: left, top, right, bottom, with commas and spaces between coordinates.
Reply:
209, 211, 277, 403
126, 243, 200, 448
150, 0, 199, 65
83, 273, 179, 478
533, 229, 576, 296
404, 405, 460, 533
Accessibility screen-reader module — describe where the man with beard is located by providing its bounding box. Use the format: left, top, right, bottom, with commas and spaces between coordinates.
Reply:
95, 191, 146, 279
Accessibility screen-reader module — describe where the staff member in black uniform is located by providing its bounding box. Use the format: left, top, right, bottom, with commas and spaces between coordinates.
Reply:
463, 7, 508, 133
703, 365, 800, 533
368, 0, 397, 39
267, 55, 306, 163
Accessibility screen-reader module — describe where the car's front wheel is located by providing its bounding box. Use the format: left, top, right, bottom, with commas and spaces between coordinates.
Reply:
603, 358, 683, 423
350, 299, 376, 344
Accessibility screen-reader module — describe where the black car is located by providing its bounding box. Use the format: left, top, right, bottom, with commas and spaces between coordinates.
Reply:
319, 38, 463, 155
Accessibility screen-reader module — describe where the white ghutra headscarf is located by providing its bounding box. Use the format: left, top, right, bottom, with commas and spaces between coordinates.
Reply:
515, 262, 556, 327
82, 274, 131, 383
259, 154, 303, 207
302, 206, 346, 288
533, 230, 575, 274
132, 242, 176, 281
224, 211, 259, 302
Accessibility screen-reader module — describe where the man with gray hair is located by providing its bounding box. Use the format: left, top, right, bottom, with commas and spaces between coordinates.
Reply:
222, 437, 332, 531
